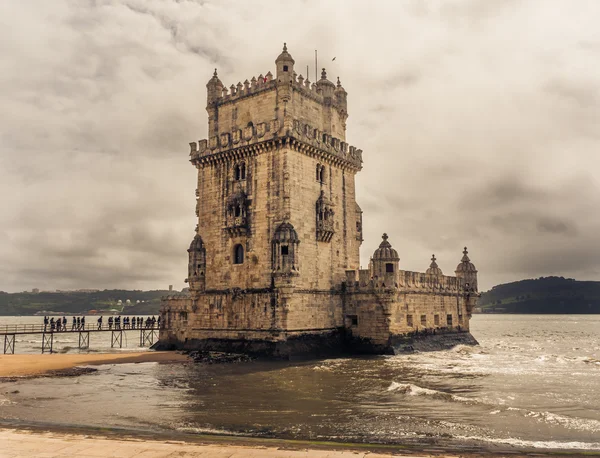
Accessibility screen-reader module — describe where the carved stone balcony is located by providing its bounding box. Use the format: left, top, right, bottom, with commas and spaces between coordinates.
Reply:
226, 215, 248, 237
316, 219, 334, 242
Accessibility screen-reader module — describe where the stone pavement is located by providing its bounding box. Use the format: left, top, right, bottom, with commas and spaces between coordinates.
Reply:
0, 428, 455, 458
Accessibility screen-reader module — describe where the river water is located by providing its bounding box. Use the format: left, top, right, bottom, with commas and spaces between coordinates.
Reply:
1, 314, 599, 451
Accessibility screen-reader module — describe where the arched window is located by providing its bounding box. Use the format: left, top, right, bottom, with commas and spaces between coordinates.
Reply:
316, 164, 325, 183
233, 244, 244, 264
235, 162, 246, 181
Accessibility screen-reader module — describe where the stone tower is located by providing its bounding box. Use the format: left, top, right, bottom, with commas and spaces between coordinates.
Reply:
161, 44, 364, 356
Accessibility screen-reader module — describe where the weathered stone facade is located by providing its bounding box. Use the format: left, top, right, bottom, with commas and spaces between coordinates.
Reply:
158, 45, 479, 357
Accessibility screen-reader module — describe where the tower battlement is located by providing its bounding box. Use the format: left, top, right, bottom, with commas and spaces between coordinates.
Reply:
205, 44, 349, 142
189, 118, 362, 170
208, 69, 346, 113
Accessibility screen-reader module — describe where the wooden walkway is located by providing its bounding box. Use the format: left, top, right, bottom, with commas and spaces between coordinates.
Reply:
0, 323, 161, 354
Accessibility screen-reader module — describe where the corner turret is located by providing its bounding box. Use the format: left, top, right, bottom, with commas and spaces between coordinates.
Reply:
276, 43, 295, 83
206, 69, 224, 104
316, 68, 335, 98
186, 234, 206, 292
335, 77, 348, 117
455, 247, 478, 291
372, 233, 399, 287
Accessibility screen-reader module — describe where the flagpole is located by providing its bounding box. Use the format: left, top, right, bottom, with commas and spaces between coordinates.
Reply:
315, 50, 318, 82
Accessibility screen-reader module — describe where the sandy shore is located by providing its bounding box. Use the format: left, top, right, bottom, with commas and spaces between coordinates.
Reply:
0, 426, 551, 458
0, 351, 188, 377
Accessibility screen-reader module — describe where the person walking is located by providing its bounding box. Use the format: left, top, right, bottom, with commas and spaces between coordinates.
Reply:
71, 316, 76, 331
62, 316, 67, 331
108, 316, 113, 330
81, 316, 85, 330
76, 317, 81, 330
50, 317, 55, 331
97, 316, 103, 330
43, 316, 49, 331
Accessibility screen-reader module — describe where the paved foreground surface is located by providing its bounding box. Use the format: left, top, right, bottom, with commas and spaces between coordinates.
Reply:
0, 428, 476, 458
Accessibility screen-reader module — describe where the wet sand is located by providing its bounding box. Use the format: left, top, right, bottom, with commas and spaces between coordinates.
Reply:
0, 427, 553, 457
0, 351, 188, 377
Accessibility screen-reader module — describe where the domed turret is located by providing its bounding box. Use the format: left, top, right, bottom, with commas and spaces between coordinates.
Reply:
206, 68, 224, 104
335, 77, 348, 113
455, 247, 477, 273
275, 43, 295, 82
186, 234, 206, 292
373, 233, 399, 262
372, 233, 400, 281
455, 247, 478, 291
426, 254, 443, 276
316, 68, 335, 97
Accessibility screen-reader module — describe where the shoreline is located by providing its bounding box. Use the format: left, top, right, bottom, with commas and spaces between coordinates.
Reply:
0, 351, 189, 378
1, 423, 591, 457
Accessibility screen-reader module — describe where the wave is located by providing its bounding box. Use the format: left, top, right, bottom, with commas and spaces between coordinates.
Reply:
176, 425, 248, 436
505, 407, 600, 433
386, 382, 476, 404
454, 434, 600, 451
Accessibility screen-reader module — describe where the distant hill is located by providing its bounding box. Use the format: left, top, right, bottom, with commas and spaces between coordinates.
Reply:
479, 276, 600, 313
0, 289, 172, 316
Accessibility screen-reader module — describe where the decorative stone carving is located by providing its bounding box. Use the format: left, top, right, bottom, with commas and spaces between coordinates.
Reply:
316, 191, 334, 242
226, 188, 249, 236
272, 222, 300, 275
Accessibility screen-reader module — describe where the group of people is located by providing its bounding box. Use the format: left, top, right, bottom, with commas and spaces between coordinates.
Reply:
102, 315, 159, 330
43, 315, 160, 332
43, 316, 86, 331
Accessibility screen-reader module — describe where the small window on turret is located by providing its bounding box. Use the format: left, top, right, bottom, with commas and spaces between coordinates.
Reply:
385, 263, 394, 273
283, 65, 288, 72
281, 246, 289, 255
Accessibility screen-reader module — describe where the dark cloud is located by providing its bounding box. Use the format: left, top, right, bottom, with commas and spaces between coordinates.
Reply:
1, 0, 599, 292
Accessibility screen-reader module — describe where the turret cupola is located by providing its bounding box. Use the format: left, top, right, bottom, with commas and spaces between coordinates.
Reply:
316, 68, 336, 97
455, 247, 478, 291
206, 68, 224, 104
426, 254, 443, 276
371, 233, 400, 280
275, 43, 295, 82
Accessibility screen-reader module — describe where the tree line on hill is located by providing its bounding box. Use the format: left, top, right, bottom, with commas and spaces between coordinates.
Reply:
0, 289, 169, 316
478, 276, 600, 313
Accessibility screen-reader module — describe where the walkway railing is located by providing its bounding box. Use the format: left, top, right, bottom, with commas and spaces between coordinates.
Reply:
0, 322, 165, 355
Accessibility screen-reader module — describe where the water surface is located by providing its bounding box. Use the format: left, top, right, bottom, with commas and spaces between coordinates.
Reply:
1, 314, 599, 451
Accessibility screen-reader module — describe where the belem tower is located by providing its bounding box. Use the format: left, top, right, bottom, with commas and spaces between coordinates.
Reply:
158, 45, 479, 357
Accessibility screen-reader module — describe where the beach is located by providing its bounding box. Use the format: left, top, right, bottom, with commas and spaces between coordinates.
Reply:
0, 426, 551, 457
0, 351, 189, 377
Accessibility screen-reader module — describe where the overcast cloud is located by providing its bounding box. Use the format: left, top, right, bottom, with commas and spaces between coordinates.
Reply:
1, 0, 599, 292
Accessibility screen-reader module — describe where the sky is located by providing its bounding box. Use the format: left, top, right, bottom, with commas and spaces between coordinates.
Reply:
1, 0, 599, 293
